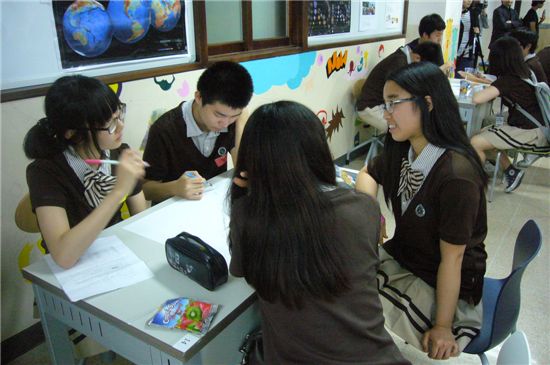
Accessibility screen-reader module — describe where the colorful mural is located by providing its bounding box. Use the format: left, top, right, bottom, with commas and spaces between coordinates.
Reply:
325, 106, 345, 141
326, 50, 348, 78
242, 52, 316, 94
154, 75, 175, 91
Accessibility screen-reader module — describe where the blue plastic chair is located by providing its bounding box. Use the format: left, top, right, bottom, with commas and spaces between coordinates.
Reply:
463, 220, 542, 365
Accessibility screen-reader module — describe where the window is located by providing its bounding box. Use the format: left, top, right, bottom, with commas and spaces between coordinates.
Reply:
205, 0, 304, 57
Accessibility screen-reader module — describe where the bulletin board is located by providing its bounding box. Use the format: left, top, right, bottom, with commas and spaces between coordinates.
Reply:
1, 0, 195, 91
308, 0, 406, 46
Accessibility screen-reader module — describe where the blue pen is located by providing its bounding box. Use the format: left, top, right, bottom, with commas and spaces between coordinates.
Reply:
185, 172, 213, 188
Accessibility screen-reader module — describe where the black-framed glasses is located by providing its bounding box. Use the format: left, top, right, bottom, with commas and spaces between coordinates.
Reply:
94, 103, 126, 134
382, 97, 417, 114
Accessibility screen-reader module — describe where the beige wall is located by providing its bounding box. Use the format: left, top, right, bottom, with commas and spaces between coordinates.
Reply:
1, 38, 405, 341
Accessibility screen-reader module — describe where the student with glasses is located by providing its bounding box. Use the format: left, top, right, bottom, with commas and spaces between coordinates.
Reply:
24, 75, 147, 269
356, 62, 488, 360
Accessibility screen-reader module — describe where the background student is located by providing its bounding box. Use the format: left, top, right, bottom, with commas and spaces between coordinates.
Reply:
490, 0, 523, 47
356, 62, 488, 360
510, 29, 548, 84
24, 75, 146, 269
406, 13, 446, 52
456, 0, 481, 73
357, 42, 447, 136
142, 61, 253, 204
229, 101, 410, 365
523, 0, 546, 35
471, 37, 550, 192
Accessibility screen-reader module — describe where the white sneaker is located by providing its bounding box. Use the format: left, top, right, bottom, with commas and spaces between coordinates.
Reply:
517, 154, 541, 168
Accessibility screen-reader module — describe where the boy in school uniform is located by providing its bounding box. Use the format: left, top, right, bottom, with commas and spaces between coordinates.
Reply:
142, 61, 253, 204
406, 13, 446, 52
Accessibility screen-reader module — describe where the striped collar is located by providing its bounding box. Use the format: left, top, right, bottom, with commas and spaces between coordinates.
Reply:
63, 146, 111, 184
401, 143, 446, 213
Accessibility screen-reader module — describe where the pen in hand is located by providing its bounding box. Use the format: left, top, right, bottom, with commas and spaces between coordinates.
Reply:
84, 159, 150, 167
184, 171, 213, 188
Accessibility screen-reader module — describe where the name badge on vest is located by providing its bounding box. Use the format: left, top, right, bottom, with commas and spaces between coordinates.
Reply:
415, 203, 426, 217
214, 147, 228, 167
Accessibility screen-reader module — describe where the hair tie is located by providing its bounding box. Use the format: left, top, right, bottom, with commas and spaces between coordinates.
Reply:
38, 118, 56, 138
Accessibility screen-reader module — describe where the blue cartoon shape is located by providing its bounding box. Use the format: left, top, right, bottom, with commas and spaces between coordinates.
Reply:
242, 52, 316, 94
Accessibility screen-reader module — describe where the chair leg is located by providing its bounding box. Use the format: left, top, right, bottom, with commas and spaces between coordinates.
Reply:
488, 151, 501, 202
478, 352, 489, 365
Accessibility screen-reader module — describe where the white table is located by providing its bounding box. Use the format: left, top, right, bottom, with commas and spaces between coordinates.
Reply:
450, 79, 493, 137
23, 173, 260, 365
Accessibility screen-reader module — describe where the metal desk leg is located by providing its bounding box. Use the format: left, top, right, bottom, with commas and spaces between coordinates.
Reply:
33, 285, 76, 365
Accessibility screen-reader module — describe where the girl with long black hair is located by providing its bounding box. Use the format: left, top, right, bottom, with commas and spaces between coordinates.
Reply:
24, 75, 147, 269
356, 62, 488, 360
229, 101, 409, 364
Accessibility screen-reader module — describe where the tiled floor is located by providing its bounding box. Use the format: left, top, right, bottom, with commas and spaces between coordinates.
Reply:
7, 156, 549, 365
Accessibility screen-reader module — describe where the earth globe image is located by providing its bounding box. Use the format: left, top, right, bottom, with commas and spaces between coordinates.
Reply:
151, 0, 181, 32
62, 0, 113, 58
107, 0, 152, 44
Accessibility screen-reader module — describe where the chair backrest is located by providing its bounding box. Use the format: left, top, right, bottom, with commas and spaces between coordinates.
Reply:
490, 220, 542, 349
14, 193, 40, 233
496, 330, 531, 365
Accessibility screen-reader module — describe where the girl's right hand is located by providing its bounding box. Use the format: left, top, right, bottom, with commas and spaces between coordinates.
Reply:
113, 149, 146, 196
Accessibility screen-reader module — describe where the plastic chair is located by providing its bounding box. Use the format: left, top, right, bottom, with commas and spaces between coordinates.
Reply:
463, 220, 542, 365
345, 79, 385, 165
15, 193, 40, 233
496, 331, 531, 365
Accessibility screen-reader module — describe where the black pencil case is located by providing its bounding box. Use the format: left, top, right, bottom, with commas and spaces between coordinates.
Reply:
165, 231, 228, 291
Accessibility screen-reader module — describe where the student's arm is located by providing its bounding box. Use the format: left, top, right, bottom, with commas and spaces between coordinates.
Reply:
421, 240, 465, 360
230, 109, 249, 165
36, 150, 145, 269
472, 85, 500, 104
142, 173, 205, 203
126, 191, 147, 215
355, 165, 378, 198
528, 21, 537, 32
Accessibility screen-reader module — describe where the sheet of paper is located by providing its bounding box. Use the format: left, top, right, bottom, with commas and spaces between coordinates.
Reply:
45, 235, 153, 302
123, 178, 232, 264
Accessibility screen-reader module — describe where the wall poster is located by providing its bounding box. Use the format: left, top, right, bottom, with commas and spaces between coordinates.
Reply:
53, 0, 188, 70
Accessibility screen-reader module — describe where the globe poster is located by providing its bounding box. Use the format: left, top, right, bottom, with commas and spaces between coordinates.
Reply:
52, 0, 188, 70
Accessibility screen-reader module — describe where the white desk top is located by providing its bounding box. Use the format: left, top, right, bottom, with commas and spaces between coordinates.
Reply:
23, 173, 256, 361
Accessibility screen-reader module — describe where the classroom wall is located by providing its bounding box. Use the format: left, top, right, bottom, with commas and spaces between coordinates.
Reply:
0, 38, 405, 342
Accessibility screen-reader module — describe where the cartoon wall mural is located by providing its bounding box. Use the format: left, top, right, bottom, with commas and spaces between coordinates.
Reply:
344, 49, 369, 81
154, 75, 175, 91
242, 52, 316, 94
326, 50, 348, 78
140, 109, 168, 150
108, 82, 122, 97
443, 18, 454, 63
18, 239, 46, 283
378, 44, 385, 58
177, 79, 191, 98
325, 106, 345, 141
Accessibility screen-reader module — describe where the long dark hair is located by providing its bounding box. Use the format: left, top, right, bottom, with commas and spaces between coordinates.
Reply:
24, 75, 121, 159
488, 37, 531, 78
380, 62, 487, 209
229, 101, 350, 309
